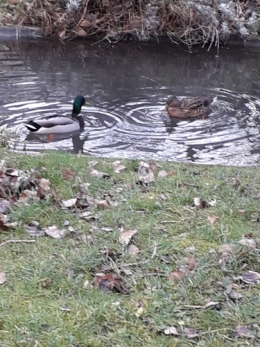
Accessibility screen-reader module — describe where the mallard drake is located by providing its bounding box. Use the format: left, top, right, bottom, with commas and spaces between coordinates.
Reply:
166, 96, 215, 119
24, 95, 89, 134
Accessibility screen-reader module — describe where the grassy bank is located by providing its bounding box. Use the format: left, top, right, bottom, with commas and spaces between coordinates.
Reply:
1, 149, 260, 346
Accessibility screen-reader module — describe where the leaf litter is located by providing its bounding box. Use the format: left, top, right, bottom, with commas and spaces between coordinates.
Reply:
2, 154, 260, 343
119, 229, 138, 245
94, 273, 129, 294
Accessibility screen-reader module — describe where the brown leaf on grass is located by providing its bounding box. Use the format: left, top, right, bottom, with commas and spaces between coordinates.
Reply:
62, 168, 75, 180
218, 243, 236, 255
158, 170, 175, 178
62, 198, 77, 208
186, 257, 196, 271
44, 225, 66, 239
184, 327, 198, 338
157, 170, 168, 177
163, 327, 179, 335
5, 168, 19, 177
193, 197, 209, 209
0, 271, 6, 285
207, 215, 217, 224
95, 199, 109, 209
168, 270, 183, 282
119, 229, 138, 245
0, 220, 9, 231
234, 325, 254, 338
134, 300, 145, 317
24, 222, 45, 237
235, 270, 260, 284
229, 289, 243, 300
237, 209, 245, 215
138, 161, 154, 184
18, 189, 37, 203
237, 238, 256, 249
37, 178, 50, 199
135, 306, 144, 318
90, 169, 110, 179
148, 162, 158, 171
79, 211, 99, 221
138, 172, 154, 184
112, 160, 126, 173
135, 300, 145, 308
128, 244, 140, 255
94, 273, 129, 294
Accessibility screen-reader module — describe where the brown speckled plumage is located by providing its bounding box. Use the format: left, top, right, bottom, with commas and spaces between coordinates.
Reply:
166, 96, 214, 119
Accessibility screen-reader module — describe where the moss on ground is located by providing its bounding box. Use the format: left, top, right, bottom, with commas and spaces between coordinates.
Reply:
1, 149, 260, 346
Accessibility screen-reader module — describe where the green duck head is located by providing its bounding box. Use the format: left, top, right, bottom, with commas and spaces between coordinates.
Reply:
72, 95, 89, 117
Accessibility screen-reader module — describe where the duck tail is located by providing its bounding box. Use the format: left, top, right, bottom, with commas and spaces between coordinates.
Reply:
23, 121, 41, 132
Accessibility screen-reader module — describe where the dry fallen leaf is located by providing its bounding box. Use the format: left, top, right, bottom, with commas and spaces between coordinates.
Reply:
184, 327, 198, 338
90, 169, 110, 179
119, 229, 138, 245
62, 198, 77, 208
44, 225, 66, 239
218, 243, 236, 255
37, 178, 50, 199
0, 220, 9, 231
186, 257, 196, 271
62, 168, 75, 180
235, 270, 260, 284
229, 289, 243, 300
237, 238, 256, 249
0, 271, 6, 285
163, 327, 179, 336
193, 197, 208, 209
168, 270, 183, 282
207, 215, 217, 224
135, 307, 144, 318
138, 161, 154, 184
128, 244, 140, 255
112, 161, 126, 173
94, 273, 129, 294
95, 199, 109, 209
234, 325, 254, 338
157, 170, 168, 178
24, 223, 45, 237
83, 279, 90, 289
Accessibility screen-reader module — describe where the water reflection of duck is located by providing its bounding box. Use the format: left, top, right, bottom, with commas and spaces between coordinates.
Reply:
26, 130, 88, 155
166, 96, 216, 120
23, 95, 89, 134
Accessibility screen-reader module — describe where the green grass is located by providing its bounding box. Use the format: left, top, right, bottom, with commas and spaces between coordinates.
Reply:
1, 149, 260, 346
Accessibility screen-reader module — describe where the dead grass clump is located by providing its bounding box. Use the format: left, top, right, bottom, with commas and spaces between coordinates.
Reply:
7, 0, 260, 48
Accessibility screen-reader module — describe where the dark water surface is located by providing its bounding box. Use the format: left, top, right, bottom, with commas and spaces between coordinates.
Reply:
0, 39, 260, 166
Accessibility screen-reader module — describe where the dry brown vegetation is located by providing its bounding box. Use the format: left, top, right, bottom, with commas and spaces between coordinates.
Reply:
3, 0, 260, 48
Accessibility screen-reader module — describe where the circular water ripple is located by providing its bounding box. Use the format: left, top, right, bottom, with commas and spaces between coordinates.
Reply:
1, 102, 123, 155
102, 88, 260, 165
2, 88, 260, 166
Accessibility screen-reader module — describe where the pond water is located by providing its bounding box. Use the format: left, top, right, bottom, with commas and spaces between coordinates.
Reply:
0, 38, 260, 166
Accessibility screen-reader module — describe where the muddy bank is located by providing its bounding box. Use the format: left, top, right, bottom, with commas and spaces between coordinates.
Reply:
1, 0, 260, 49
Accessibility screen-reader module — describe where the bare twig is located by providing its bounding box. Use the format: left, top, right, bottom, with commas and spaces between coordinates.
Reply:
0, 240, 36, 247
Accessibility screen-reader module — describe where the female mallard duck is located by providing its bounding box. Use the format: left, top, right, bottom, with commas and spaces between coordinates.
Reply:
24, 95, 89, 134
166, 96, 215, 119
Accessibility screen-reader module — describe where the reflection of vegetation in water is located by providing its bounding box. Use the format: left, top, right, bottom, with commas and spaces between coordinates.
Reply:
6, 0, 260, 49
